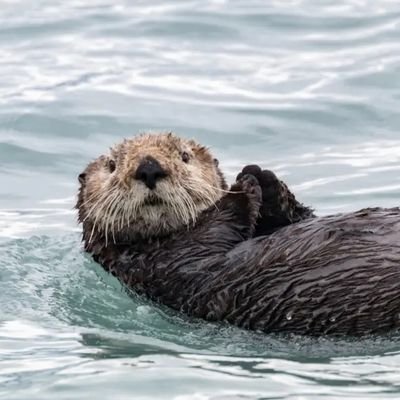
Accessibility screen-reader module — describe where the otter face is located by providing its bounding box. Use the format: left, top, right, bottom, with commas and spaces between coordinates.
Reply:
77, 133, 227, 242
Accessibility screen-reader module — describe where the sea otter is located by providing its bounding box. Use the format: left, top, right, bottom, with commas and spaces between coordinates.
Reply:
77, 132, 400, 336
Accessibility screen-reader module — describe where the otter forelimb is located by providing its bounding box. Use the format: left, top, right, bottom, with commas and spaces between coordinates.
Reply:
90, 174, 262, 318
237, 165, 315, 236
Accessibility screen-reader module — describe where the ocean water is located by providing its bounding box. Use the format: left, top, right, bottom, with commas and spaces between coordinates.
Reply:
1, 0, 400, 398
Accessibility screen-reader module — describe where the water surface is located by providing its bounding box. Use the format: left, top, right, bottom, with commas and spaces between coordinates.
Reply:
1, 1, 400, 399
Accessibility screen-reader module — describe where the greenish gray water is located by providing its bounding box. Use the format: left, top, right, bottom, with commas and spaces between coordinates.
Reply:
1, 1, 400, 399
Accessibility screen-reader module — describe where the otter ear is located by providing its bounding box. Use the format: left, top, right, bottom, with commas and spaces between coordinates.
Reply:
213, 158, 219, 167
78, 172, 86, 185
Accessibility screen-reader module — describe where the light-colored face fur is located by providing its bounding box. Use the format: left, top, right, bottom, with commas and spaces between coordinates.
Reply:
77, 133, 226, 243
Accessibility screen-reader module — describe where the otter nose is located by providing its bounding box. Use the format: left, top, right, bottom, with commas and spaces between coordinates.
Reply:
134, 156, 168, 190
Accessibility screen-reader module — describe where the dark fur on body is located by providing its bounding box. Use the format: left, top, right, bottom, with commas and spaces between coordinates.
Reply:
77, 134, 400, 336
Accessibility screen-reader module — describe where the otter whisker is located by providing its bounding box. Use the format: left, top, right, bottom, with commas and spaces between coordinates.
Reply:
188, 178, 238, 195
130, 193, 142, 229
80, 190, 105, 210
180, 188, 198, 227
121, 191, 135, 232
171, 190, 189, 228
115, 193, 130, 239
83, 193, 106, 223
108, 192, 123, 244
88, 193, 111, 244
110, 193, 121, 239
88, 221, 97, 244
124, 193, 135, 231
87, 190, 116, 244
119, 196, 127, 232
102, 190, 120, 247
179, 185, 197, 225
184, 179, 220, 213
108, 191, 123, 244
172, 188, 188, 223
84, 185, 118, 224
165, 191, 182, 229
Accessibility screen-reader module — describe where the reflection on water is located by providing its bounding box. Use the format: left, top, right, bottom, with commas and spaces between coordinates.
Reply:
1, 0, 400, 399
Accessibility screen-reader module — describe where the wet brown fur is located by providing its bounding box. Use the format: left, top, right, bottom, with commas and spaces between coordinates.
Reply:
76, 133, 400, 336
77, 133, 227, 246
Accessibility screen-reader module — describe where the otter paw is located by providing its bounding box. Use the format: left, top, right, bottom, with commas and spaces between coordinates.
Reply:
232, 174, 262, 225
232, 173, 262, 200
236, 165, 263, 182
237, 166, 281, 197
237, 173, 262, 198
238, 166, 290, 211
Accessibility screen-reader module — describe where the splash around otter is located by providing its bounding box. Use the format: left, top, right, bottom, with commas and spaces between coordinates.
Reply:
77, 132, 400, 336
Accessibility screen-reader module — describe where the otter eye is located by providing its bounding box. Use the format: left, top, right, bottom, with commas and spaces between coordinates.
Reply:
181, 152, 190, 163
108, 159, 116, 173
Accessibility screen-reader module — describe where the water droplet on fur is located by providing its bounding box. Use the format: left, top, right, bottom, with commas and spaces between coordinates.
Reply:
286, 312, 293, 321
330, 316, 336, 322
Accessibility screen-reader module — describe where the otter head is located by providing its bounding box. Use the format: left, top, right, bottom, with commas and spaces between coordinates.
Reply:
76, 133, 227, 245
